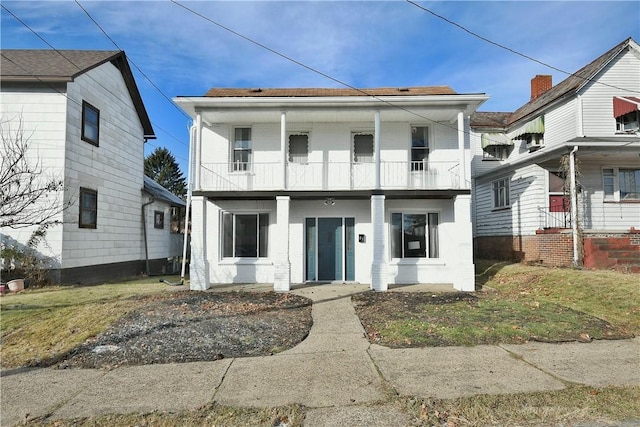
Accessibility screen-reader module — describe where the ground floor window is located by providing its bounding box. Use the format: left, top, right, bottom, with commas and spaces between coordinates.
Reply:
222, 212, 269, 258
390, 212, 439, 259
79, 187, 97, 229
603, 167, 640, 201
492, 177, 510, 208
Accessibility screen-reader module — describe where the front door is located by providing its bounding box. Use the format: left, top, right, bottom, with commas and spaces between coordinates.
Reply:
305, 217, 355, 281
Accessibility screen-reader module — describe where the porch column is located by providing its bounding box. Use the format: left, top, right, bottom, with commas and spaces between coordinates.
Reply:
457, 111, 466, 188
453, 194, 474, 291
281, 111, 287, 190
374, 110, 381, 189
274, 195, 291, 292
194, 112, 203, 191
190, 195, 210, 290
371, 194, 388, 291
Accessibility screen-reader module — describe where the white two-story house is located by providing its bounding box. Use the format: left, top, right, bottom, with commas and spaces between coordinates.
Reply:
1, 50, 184, 284
471, 38, 640, 272
175, 87, 488, 291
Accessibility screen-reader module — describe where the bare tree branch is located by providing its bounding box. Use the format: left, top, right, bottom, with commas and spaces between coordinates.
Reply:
0, 114, 70, 228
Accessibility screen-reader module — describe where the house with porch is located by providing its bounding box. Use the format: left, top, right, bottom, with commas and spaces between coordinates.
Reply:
175, 87, 488, 291
471, 38, 640, 272
1, 49, 184, 284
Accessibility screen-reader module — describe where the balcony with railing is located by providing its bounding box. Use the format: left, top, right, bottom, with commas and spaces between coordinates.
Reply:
198, 160, 464, 192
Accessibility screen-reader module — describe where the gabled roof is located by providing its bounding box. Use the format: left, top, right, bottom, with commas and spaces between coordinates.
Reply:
204, 86, 458, 97
1, 49, 155, 139
471, 37, 639, 129
470, 112, 512, 128
143, 175, 185, 207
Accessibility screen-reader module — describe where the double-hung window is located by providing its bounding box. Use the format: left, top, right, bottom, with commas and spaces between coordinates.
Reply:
222, 212, 269, 258
81, 101, 100, 146
390, 212, 439, 259
411, 126, 429, 171
492, 177, 510, 208
79, 188, 97, 229
232, 127, 252, 171
603, 167, 640, 201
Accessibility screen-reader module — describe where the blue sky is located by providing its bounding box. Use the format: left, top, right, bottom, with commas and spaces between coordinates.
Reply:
2, 1, 639, 174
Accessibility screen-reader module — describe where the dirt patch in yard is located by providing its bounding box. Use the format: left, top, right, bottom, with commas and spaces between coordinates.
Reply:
54, 291, 312, 369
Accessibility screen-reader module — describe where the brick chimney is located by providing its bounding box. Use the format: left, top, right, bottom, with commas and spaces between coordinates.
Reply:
531, 75, 552, 101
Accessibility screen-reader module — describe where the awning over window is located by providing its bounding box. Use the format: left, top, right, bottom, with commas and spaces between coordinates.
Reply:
481, 133, 513, 149
613, 96, 640, 118
513, 116, 544, 138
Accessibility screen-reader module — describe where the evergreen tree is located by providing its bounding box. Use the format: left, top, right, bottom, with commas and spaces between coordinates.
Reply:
144, 147, 187, 198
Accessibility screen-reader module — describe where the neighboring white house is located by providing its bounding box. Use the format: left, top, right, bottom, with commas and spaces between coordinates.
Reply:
470, 38, 640, 272
1, 49, 184, 284
175, 87, 488, 291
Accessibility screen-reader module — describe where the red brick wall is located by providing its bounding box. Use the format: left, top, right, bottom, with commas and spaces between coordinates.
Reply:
475, 231, 640, 272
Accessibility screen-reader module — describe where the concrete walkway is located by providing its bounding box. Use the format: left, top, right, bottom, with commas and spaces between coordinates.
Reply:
1, 283, 639, 426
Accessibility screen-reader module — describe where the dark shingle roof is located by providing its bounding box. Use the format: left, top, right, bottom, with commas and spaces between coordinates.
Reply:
1, 49, 155, 139
471, 37, 637, 129
470, 112, 512, 128
143, 176, 185, 207
204, 86, 458, 97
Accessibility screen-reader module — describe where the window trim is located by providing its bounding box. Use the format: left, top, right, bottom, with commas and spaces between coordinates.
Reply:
79, 187, 97, 229
410, 125, 430, 171
221, 211, 270, 259
492, 177, 511, 209
482, 145, 509, 161
389, 210, 440, 260
603, 166, 640, 202
231, 126, 252, 172
288, 132, 310, 164
81, 100, 100, 146
352, 131, 374, 163
154, 210, 164, 229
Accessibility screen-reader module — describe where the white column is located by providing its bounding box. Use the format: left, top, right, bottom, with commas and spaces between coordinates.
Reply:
274, 195, 291, 292
457, 111, 466, 188
194, 112, 203, 191
374, 110, 381, 190
453, 195, 474, 291
189, 195, 210, 290
281, 111, 287, 190
370, 194, 387, 291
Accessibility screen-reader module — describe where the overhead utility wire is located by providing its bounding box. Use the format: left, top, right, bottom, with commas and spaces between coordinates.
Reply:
406, 0, 639, 94
168, 0, 463, 130
74, 0, 192, 123
2, 4, 190, 153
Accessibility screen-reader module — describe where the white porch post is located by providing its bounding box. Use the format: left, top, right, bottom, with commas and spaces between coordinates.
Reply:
457, 111, 466, 188
189, 195, 210, 290
370, 194, 387, 291
274, 195, 291, 292
194, 112, 203, 191
453, 194, 474, 291
281, 111, 287, 190
374, 110, 381, 189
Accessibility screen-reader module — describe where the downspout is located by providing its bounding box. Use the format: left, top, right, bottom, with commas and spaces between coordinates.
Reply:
142, 196, 155, 275
569, 146, 579, 266
181, 122, 196, 280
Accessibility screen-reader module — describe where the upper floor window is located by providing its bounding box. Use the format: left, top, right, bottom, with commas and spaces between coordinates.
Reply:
154, 211, 164, 229
613, 96, 640, 133
288, 134, 309, 164
170, 206, 185, 234
222, 212, 269, 258
81, 101, 100, 146
353, 133, 374, 163
483, 145, 509, 161
616, 111, 639, 133
390, 212, 439, 259
411, 126, 429, 171
603, 167, 640, 201
79, 187, 97, 229
492, 177, 510, 209
232, 127, 252, 171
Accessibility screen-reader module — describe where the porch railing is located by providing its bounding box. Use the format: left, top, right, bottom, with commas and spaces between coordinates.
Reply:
198, 160, 465, 192
537, 206, 572, 229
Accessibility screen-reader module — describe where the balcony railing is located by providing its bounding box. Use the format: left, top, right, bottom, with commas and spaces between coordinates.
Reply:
199, 160, 464, 191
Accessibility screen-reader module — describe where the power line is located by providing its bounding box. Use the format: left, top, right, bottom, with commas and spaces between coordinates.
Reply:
405, 0, 639, 94
74, 0, 192, 123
